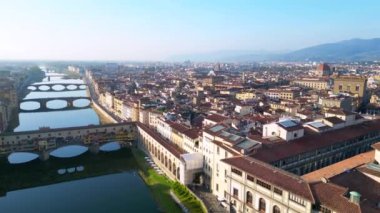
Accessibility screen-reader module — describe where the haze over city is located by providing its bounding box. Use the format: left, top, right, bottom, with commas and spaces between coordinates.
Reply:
1, 0, 379, 61
1, 1, 380, 213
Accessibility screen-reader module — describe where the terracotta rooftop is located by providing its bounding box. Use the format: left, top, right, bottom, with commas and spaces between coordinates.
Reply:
310, 182, 360, 213
251, 119, 380, 163
330, 170, 380, 213
316, 63, 331, 72
302, 151, 374, 183
372, 142, 380, 150
183, 128, 201, 139
324, 116, 345, 124
222, 156, 315, 202
136, 122, 185, 158
326, 108, 355, 116
205, 114, 228, 123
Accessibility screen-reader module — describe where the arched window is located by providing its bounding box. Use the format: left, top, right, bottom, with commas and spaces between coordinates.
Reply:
259, 198, 266, 212
273, 205, 280, 213
246, 191, 253, 205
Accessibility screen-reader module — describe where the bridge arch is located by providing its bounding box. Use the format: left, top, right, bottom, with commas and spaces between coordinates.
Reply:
27, 83, 87, 92
50, 145, 88, 158
18, 97, 92, 113
8, 152, 39, 164
99, 141, 121, 152
46, 99, 68, 110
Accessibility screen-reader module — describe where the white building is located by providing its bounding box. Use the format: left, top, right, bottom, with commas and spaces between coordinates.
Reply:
262, 119, 304, 141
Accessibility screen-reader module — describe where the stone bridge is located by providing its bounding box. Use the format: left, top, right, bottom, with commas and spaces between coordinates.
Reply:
19, 97, 92, 113
28, 83, 86, 92
0, 123, 137, 160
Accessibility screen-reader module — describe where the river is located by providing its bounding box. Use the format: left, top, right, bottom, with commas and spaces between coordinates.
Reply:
0, 69, 160, 212
14, 71, 100, 132
0, 149, 160, 213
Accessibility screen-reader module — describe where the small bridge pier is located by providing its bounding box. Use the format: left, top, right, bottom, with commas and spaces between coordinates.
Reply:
39, 150, 50, 161
89, 143, 100, 154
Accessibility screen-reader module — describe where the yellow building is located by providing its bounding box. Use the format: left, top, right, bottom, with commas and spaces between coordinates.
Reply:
292, 79, 328, 90
113, 96, 124, 117
333, 76, 367, 97
236, 91, 256, 100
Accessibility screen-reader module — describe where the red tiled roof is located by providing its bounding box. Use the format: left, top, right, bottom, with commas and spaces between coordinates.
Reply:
222, 156, 315, 202
372, 142, 380, 150
310, 182, 360, 213
302, 151, 374, 183
205, 114, 228, 123
251, 119, 380, 163
317, 63, 331, 71
330, 170, 380, 213
136, 122, 185, 158
170, 122, 189, 133
183, 128, 201, 139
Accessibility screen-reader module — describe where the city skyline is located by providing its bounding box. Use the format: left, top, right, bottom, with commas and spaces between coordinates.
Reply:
1, 0, 379, 61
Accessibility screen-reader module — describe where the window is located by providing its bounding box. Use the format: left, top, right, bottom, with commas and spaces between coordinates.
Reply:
294, 133, 298, 138
355, 85, 360, 92
338, 84, 343, 90
257, 179, 271, 190
320, 206, 332, 213
246, 191, 253, 205
247, 175, 254, 182
217, 146, 220, 155
233, 188, 239, 197
289, 193, 306, 206
274, 187, 283, 195
216, 184, 219, 192
273, 205, 281, 213
231, 168, 242, 176
259, 198, 266, 212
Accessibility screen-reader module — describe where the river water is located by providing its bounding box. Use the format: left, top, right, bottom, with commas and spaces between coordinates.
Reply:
14, 73, 100, 132
0, 70, 160, 212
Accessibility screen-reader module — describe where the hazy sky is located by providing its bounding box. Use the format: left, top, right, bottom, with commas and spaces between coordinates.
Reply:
0, 0, 379, 61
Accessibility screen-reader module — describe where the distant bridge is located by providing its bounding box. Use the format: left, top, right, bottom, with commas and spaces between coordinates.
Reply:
0, 123, 137, 161
28, 83, 87, 92
19, 97, 92, 113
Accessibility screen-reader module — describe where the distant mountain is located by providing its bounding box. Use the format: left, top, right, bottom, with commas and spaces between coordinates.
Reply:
168, 38, 380, 62
278, 38, 380, 62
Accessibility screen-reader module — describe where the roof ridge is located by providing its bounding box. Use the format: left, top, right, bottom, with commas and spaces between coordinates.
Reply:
242, 156, 306, 182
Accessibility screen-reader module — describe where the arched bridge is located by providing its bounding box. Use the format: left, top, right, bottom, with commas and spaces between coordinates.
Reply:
19, 97, 92, 113
0, 123, 137, 161
28, 83, 87, 92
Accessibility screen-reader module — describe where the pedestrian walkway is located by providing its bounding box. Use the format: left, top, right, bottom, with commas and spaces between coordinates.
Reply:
190, 185, 228, 213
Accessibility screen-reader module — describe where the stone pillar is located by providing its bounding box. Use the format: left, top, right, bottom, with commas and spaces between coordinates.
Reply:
39, 151, 50, 161
89, 143, 99, 154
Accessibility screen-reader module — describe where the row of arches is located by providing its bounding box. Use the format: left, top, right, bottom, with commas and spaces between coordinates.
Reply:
245, 192, 281, 213
141, 134, 180, 180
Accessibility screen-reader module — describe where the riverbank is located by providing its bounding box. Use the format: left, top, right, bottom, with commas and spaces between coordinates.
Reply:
132, 148, 182, 213
91, 100, 117, 124
132, 148, 207, 213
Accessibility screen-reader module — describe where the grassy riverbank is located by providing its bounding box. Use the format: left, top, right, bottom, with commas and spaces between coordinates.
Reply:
172, 182, 207, 213
132, 148, 206, 213
132, 148, 182, 213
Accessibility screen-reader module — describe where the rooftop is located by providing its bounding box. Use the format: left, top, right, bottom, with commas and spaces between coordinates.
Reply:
302, 151, 374, 183
222, 156, 315, 202
251, 119, 380, 163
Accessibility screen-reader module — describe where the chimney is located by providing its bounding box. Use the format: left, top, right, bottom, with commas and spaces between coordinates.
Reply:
349, 191, 361, 204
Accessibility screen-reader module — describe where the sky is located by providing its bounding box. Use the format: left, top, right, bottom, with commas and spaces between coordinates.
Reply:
0, 0, 379, 61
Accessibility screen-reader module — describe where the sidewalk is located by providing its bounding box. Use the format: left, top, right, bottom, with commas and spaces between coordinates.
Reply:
190, 185, 228, 213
